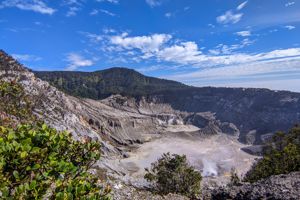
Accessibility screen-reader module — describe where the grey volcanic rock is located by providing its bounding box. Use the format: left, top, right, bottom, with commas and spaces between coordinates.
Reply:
210, 172, 300, 200
0, 51, 176, 155
151, 87, 300, 144
0, 50, 224, 156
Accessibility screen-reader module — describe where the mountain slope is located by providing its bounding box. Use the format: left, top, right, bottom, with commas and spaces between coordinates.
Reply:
35, 68, 188, 99
35, 68, 300, 144
1, 50, 223, 154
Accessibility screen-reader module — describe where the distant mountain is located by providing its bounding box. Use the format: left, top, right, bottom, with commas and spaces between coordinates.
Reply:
34, 67, 300, 145
34, 68, 188, 99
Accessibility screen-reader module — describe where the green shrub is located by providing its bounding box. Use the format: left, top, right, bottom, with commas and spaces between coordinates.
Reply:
229, 168, 240, 186
0, 80, 110, 199
244, 126, 300, 183
0, 80, 34, 126
144, 152, 202, 199
0, 123, 111, 199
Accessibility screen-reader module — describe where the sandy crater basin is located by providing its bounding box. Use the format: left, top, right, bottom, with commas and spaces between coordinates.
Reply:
107, 132, 258, 186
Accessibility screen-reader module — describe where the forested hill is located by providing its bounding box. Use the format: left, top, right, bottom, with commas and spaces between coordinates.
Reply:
34, 68, 189, 99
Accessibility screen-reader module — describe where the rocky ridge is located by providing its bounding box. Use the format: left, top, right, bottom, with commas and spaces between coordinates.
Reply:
209, 172, 300, 200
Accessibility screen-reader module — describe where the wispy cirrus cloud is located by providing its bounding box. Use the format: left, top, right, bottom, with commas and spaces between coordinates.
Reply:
285, 1, 295, 7
12, 54, 42, 62
62, 0, 84, 17
96, 0, 119, 4
236, 1, 248, 11
165, 56, 300, 92
216, 11, 243, 24
235, 30, 251, 37
216, 1, 248, 25
100, 9, 116, 16
285, 25, 296, 30
145, 0, 163, 7
0, 0, 55, 15
65, 53, 94, 71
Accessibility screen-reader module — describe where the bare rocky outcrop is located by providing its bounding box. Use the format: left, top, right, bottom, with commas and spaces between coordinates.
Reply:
0, 50, 232, 157
208, 172, 300, 200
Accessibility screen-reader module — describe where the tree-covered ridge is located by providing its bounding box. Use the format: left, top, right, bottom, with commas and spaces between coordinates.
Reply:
244, 125, 300, 183
0, 80, 111, 199
34, 68, 188, 99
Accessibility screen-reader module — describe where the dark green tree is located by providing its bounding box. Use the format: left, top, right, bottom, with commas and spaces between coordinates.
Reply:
144, 152, 202, 199
244, 126, 300, 183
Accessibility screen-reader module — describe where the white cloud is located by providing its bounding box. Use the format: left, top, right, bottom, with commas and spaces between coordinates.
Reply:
157, 42, 203, 64
145, 0, 162, 7
216, 11, 243, 24
110, 33, 172, 54
285, 1, 295, 7
91, 32, 300, 74
96, 0, 119, 3
236, 1, 248, 11
0, 0, 55, 15
12, 54, 41, 62
89, 9, 98, 15
209, 39, 254, 55
184, 6, 190, 11
165, 12, 172, 18
235, 30, 251, 37
102, 28, 116, 34
65, 53, 93, 71
285, 25, 296, 30
79, 31, 103, 43
100, 9, 116, 16
66, 6, 80, 17
62, 0, 86, 17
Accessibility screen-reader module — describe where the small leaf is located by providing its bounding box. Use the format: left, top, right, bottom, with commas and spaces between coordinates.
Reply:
42, 124, 47, 130
13, 170, 19, 179
20, 151, 28, 158
32, 164, 41, 170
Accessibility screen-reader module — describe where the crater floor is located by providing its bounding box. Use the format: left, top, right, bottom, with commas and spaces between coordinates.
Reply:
106, 131, 258, 186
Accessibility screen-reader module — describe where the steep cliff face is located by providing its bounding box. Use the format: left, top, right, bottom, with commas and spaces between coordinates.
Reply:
148, 87, 300, 144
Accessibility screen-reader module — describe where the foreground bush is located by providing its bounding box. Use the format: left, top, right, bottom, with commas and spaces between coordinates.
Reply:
0, 79, 110, 199
244, 126, 300, 183
0, 80, 34, 126
144, 153, 202, 199
0, 123, 111, 199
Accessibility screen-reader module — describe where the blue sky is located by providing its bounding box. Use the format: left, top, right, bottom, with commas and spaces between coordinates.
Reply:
1, 0, 300, 92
